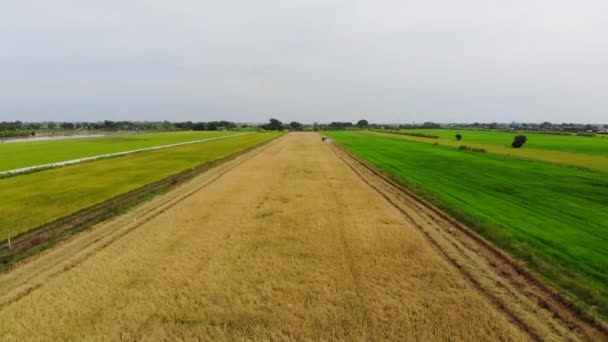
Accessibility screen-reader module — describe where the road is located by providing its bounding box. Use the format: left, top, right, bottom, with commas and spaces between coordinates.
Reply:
0, 133, 603, 341
0, 132, 252, 176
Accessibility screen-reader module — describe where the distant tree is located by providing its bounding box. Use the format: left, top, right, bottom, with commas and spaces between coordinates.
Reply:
60, 122, 75, 129
115, 121, 135, 130
175, 121, 193, 130
207, 121, 219, 131
25, 122, 41, 130
540, 121, 552, 129
421, 122, 441, 129
263, 118, 283, 131
288, 121, 303, 131
455, 134, 462, 141
218, 120, 236, 130
47, 122, 56, 129
328, 122, 353, 130
103, 120, 116, 129
312, 122, 319, 131
512, 135, 527, 148
191, 122, 206, 130
356, 119, 369, 128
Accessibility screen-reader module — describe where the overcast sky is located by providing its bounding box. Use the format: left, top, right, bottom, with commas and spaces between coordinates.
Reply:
1, 1, 607, 123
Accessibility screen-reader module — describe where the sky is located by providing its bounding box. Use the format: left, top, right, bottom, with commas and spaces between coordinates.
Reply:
1, 1, 607, 124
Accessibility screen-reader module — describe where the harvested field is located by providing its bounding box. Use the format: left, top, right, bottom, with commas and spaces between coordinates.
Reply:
0, 133, 604, 340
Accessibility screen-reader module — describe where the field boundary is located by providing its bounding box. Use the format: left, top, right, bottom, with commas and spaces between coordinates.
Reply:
326, 137, 608, 340
0, 134, 280, 271
0, 132, 253, 176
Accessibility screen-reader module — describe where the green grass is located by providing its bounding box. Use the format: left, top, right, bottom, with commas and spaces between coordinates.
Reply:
404, 129, 608, 157
327, 131, 608, 318
366, 130, 608, 172
0, 133, 280, 238
0, 131, 240, 171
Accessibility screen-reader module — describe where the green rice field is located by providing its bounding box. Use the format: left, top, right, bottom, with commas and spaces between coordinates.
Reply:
399, 129, 608, 156
365, 130, 608, 171
327, 131, 608, 318
0, 131, 239, 172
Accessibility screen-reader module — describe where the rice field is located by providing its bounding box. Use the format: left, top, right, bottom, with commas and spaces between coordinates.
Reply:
327, 131, 608, 319
365, 130, 608, 171
0, 131, 239, 171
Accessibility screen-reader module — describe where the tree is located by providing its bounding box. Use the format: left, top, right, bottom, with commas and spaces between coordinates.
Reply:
455, 134, 462, 141
313, 122, 319, 131
328, 122, 353, 130
512, 135, 527, 148
191, 122, 206, 131
356, 119, 369, 128
421, 122, 440, 129
47, 122, 56, 129
263, 118, 283, 131
207, 121, 219, 131
218, 121, 236, 130
60, 122, 75, 129
288, 121, 303, 131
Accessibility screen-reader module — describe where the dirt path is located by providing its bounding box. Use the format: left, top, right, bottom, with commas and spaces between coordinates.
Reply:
0, 133, 602, 340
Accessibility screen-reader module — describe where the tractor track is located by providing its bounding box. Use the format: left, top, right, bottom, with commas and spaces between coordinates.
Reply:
329, 140, 608, 341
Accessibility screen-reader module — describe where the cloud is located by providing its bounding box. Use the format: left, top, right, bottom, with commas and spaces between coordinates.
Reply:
0, 0, 607, 123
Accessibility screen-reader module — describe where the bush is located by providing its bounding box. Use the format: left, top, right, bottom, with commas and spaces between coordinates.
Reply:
0, 130, 30, 138
390, 130, 439, 139
456, 134, 462, 141
512, 135, 527, 148
458, 145, 485, 153
536, 131, 571, 136
369, 129, 439, 138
